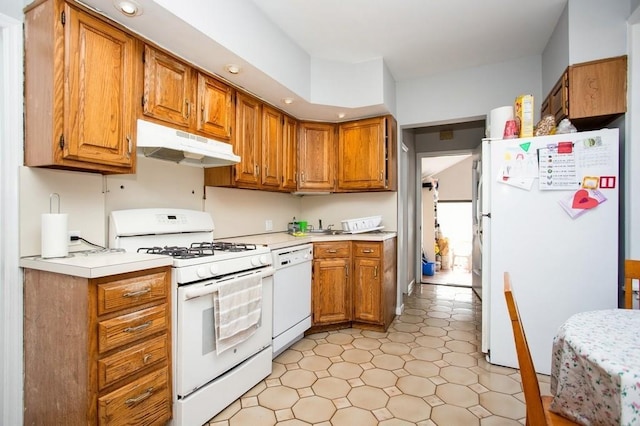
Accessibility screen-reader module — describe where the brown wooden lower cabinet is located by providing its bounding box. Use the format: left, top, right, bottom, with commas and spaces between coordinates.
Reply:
309, 238, 397, 333
23, 266, 172, 426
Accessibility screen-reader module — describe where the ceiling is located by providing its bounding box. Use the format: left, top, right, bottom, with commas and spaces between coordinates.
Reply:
421, 154, 472, 181
250, 0, 568, 81
80, 0, 568, 123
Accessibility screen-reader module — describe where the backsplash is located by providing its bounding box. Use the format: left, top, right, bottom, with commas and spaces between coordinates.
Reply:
20, 156, 398, 256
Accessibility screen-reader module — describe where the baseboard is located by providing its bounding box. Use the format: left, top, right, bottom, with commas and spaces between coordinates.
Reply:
395, 303, 404, 316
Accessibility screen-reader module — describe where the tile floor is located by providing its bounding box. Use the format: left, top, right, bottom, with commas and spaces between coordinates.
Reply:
207, 284, 552, 425
421, 268, 472, 287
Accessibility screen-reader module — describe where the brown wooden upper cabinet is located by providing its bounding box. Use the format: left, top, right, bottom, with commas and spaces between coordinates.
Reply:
24, 0, 137, 174
142, 45, 234, 142
298, 122, 337, 192
233, 92, 262, 188
337, 115, 397, 192
282, 115, 299, 191
205, 95, 298, 192
261, 105, 284, 189
541, 56, 627, 129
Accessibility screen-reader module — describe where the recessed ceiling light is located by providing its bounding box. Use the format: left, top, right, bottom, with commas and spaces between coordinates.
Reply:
337, 112, 346, 119
113, 0, 142, 16
282, 98, 294, 105
225, 64, 241, 75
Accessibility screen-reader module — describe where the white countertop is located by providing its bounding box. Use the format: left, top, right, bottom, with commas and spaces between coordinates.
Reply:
20, 250, 173, 278
224, 231, 397, 250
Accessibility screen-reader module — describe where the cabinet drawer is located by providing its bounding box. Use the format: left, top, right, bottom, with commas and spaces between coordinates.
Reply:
353, 242, 381, 258
97, 270, 169, 315
99, 305, 168, 353
314, 242, 351, 258
98, 334, 168, 390
98, 366, 171, 426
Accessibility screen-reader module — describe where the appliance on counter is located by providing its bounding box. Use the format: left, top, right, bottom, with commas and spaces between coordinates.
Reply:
109, 208, 273, 426
136, 119, 240, 167
271, 244, 313, 357
473, 128, 619, 374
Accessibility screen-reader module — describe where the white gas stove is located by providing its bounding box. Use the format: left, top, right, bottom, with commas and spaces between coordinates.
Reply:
108, 208, 274, 426
109, 208, 272, 282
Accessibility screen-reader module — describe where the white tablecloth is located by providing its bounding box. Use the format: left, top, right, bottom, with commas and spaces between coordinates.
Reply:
550, 309, 640, 425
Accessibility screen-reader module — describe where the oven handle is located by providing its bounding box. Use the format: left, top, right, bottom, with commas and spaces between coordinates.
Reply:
182, 267, 274, 300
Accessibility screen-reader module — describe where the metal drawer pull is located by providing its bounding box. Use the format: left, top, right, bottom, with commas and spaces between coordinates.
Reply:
327, 249, 337, 253
125, 387, 154, 406
375, 266, 378, 277
143, 354, 153, 363
124, 321, 152, 333
122, 288, 151, 298
362, 249, 374, 253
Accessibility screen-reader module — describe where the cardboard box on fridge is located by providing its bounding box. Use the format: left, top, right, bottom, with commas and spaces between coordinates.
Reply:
515, 94, 534, 138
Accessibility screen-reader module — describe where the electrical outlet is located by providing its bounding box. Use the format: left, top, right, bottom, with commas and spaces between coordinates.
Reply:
265, 220, 273, 231
68, 230, 81, 246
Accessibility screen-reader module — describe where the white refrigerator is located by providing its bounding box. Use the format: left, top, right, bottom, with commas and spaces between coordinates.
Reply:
475, 128, 620, 375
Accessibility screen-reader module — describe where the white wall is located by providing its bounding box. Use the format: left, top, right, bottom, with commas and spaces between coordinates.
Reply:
542, 4, 569, 94
434, 156, 474, 201
397, 55, 542, 128
19, 168, 104, 257
300, 192, 397, 233
568, 0, 629, 64
205, 187, 302, 238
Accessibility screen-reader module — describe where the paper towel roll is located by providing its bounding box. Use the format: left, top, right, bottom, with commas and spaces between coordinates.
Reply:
41, 213, 68, 258
488, 106, 515, 139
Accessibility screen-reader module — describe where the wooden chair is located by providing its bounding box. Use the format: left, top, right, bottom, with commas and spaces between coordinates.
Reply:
624, 260, 640, 309
503, 272, 578, 425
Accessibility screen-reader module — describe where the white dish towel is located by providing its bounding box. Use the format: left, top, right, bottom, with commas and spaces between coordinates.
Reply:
213, 274, 263, 355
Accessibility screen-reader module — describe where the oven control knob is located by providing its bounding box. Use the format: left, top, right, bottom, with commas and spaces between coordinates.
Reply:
209, 264, 219, 275
251, 255, 269, 266
196, 267, 208, 278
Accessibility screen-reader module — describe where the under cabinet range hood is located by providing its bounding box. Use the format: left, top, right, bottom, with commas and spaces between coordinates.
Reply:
136, 119, 240, 167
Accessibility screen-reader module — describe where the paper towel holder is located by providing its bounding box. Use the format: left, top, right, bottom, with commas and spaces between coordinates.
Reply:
49, 193, 61, 214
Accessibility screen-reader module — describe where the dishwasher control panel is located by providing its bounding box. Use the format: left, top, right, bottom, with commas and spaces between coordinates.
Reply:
272, 244, 313, 268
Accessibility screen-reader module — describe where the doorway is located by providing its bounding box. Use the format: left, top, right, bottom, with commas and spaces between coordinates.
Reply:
414, 120, 485, 288
425, 201, 473, 286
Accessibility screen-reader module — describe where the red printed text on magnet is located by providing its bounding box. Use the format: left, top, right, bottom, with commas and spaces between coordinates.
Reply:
600, 176, 616, 189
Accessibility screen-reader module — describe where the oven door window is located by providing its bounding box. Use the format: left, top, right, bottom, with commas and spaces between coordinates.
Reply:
176, 273, 273, 398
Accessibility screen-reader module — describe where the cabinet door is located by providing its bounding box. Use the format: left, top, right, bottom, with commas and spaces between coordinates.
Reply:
337, 117, 386, 190
353, 257, 382, 324
298, 122, 335, 191
261, 105, 283, 189
64, 5, 135, 167
234, 93, 262, 187
282, 115, 298, 191
143, 45, 192, 128
550, 72, 568, 123
196, 73, 234, 141
312, 258, 351, 325
568, 56, 627, 119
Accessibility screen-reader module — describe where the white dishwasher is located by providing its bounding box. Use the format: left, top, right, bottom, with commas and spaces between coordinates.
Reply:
271, 243, 313, 357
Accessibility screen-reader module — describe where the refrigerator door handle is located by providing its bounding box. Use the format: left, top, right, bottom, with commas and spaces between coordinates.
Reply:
482, 213, 491, 218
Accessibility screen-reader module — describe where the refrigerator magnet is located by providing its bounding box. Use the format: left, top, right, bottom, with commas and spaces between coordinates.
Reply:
558, 189, 607, 219
558, 142, 573, 154
600, 176, 616, 189
582, 176, 599, 189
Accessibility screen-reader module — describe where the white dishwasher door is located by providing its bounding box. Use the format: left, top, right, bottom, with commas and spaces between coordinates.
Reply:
272, 244, 313, 356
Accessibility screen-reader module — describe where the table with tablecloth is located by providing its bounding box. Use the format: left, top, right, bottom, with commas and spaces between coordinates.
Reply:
550, 309, 640, 425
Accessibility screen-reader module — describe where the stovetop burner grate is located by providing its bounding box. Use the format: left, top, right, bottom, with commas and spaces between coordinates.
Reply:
137, 242, 258, 259
137, 246, 215, 259
191, 242, 257, 252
